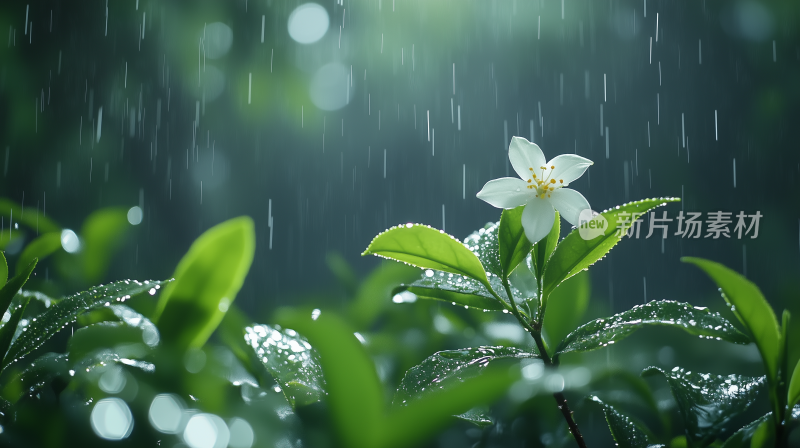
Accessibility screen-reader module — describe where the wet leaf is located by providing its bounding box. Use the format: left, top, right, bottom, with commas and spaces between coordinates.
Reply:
393, 346, 537, 408
362, 223, 491, 290
244, 323, 325, 408
67, 321, 151, 363
455, 406, 493, 427
0, 297, 29, 366
2, 279, 165, 371
719, 414, 771, 448
498, 206, 533, 280
153, 216, 255, 350
274, 308, 384, 448
643, 366, 765, 447
748, 419, 774, 448
3, 353, 70, 403
555, 300, 749, 357
543, 198, 679, 302
683, 257, 781, 386
393, 272, 506, 313
0, 259, 37, 315
15, 232, 60, 276
588, 395, 664, 448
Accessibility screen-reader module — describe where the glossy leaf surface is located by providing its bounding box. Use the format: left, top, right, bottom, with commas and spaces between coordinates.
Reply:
542, 270, 590, 350
498, 206, 533, 279
154, 216, 255, 349
643, 366, 765, 447
3, 279, 165, 371
394, 346, 536, 406
543, 198, 679, 300
588, 395, 664, 448
0, 251, 7, 289
0, 297, 29, 366
719, 414, 772, 448
683, 257, 781, 386
244, 323, 325, 408
788, 358, 800, 410
362, 223, 490, 288
556, 300, 749, 356
394, 273, 506, 313
0, 259, 36, 316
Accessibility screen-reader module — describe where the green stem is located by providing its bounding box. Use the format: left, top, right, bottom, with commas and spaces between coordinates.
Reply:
499, 277, 586, 448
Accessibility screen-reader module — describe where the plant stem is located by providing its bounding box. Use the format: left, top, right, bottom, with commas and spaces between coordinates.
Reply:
501, 278, 587, 448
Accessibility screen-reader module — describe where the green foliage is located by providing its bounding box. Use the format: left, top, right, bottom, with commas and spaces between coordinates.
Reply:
154, 216, 256, 350
15, 232, 60, 275
0, 297, 29, 366
643, 366, 766, 447
683, 257, 781, 386
719, 414, 773, 448
587, 395, 664, 448
243, 323, 325, 408
3, 278, 165, 371
498, 206, 534, 280
543, 198, 680, 303
788, 359, 800, 410
532, 210, 560, 288
555, 300, 750, 357
392, 276, 506, 312
394, 346, 537, 425
79, 208, 131, 284
0, 252, 7, 288
348, 261, 419, 329
362, 223, 491, 290
542, 270, 590, 350
0, 258, 36, 319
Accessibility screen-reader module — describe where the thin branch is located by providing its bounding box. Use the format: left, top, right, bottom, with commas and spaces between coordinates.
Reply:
553, 392, 589, 448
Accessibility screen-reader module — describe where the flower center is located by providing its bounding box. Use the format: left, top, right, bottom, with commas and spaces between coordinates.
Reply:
526, 165, 564, 199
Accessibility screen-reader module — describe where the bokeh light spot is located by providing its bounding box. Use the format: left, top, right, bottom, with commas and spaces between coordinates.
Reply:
127, 206, 143, 225
90, 398, 134, 441
148, 394, 184, 434
288, 3, 329, 44
60, 229, 81, 253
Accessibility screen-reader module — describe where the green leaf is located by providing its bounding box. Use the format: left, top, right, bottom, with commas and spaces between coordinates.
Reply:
3, 353, 70, 403
362, 223, 491, 290
532, 210, 560, 285
244, 323, 325, 408
15, 232, 61, 275
67, 322, 151, 363
748, 419, 774, 448
392, 346, 534, 429
0, 251, 7, 289
588, 395, 664, 448
274, 308, 385, 448
683, 257, 781, 385
498, 206, 533, 280
3, 279, 165, 371
454, 406, 493, 427
0, 198, 60, 234
394, 346, 537, 407
0, 258, 37, 315
80, 208, 131, 284
348, 261, 419, 329
643, 366, 765, 447
719, 414, 772, 448
393, 274, 507, 313
543, 270, 590, 350
788, 358, 800, 410
543, 198, 680, 302
383, 365, 518, 448
0, 297, 29, 366
153, 217, 255, 349
555, 300, 750, 357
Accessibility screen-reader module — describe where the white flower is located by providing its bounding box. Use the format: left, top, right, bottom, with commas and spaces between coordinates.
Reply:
476, 136, 593, 243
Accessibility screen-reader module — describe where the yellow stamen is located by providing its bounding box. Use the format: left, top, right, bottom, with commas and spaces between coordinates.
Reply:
551, 165, 555, 169
550, 179, 556, 184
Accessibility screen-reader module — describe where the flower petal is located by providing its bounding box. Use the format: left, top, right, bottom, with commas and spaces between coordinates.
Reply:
546, 154, 593, 186
508, 136, 546, 181
521, 198, 556, 244
548, 188, 591, 226
476, 177, 534, 209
